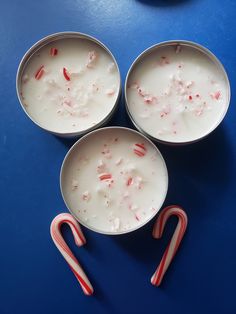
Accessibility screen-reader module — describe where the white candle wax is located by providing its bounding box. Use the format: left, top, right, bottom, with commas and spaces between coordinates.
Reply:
61, 128, 168, 234
126, 43, 229, 143
20, 37, 120, 134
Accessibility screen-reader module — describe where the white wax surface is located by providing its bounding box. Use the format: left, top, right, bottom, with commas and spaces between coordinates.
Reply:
126, 44, 229, 143
61, 128, 168, 233
20, 38, 120, 134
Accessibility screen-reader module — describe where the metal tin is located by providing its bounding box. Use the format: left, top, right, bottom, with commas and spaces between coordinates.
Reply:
125, 40, 231, 145
60, 126, 169, 235
16, 32, 121, 138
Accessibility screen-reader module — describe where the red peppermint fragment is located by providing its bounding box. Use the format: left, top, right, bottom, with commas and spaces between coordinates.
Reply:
50, 48, 58, 56
134, 149, 145, 157
215, 91, 221, 100
135, 143, 146, 151
127, 177, 133, 186
35, 65, 44, 80
189, 95, 193, 100
210, 91, 221, 100
63, 67, 70, 81
133, 143, 146, 157
99, 173, 112, 181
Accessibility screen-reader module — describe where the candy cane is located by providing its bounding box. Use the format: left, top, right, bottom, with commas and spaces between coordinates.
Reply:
151, 205, 188, 286
50, 213, 94, 295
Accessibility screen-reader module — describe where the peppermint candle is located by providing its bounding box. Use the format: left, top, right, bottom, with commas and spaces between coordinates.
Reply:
17, 33, 121, 136
60, 127, 168, 234
125, 41, 230, 144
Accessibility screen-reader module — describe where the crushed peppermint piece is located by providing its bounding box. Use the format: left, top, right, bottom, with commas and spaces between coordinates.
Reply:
133, 143, 146, 157
115, 158, 123, 166
99, 173, 112, 181
35, 65, 44, 80
175, 45, 181, 54
72, 179, 79, 190
97, 160, 107, 174
87, 50, 98, 68
126, 177, 133, 186
63, 67, 70, 81
211, 91, 221, 100
22, 74, 29, 83
107, 62, 116, 73
50, 48, 58, 56
82, 191, 91, 201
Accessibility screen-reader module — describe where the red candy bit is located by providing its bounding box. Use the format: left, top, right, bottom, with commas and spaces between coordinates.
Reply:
99, 173, 112, 181
133, 143, 146, 157
50, 48, 58, 56
135, 143, 146, 151
214, 91, 221, 100
63, 67, 70, 81
126, 177, 133, 186
35, 65, 44, 80
135, 214, 140, 221
133, 149, 145, 157
189, 95, 193, 101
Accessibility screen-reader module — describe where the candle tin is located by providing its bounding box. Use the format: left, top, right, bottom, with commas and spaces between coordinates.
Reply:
60, 126, 169, 235
16, 32, 121, 137
125, 40, 230, 145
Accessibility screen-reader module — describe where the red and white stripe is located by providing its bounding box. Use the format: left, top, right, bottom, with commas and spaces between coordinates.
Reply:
50, 47, 58, 56
50, 213, 94, 296
99, 173, 112, 181
151, 205, 188, 286
35, 65, 45, 80
133, 143, 146, 157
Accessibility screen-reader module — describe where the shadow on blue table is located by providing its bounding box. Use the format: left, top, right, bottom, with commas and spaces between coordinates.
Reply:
137, 0, 191, 7
110, 123, 233, 287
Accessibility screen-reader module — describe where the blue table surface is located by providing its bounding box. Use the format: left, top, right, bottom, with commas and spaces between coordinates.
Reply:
1, 1, 236, 313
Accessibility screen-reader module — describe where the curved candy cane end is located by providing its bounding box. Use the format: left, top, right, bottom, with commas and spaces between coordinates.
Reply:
150, 274, 156, 285
150, 274, 160, 287
50, 213, 94, 295
75, 237, 86, 247
86, 287, 94, 296
150, 205, 188, 287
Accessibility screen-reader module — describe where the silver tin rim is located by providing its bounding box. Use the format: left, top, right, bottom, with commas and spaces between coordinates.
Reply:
16, 32, 122, 138
124, 40, 231, 145
60, 126, 169, 235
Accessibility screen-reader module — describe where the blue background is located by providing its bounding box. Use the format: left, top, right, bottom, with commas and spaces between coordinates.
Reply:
0, 0, 236, 313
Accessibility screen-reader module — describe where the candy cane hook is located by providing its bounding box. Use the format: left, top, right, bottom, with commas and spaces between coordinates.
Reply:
151, 205, 188, 286
50, 213, 94, 295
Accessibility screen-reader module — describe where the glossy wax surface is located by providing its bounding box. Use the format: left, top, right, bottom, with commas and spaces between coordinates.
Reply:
1, 1, 236, 314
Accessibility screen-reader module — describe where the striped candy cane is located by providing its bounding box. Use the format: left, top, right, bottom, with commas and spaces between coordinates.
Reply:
50, 213, 94, 296
151, 205, 188, 286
